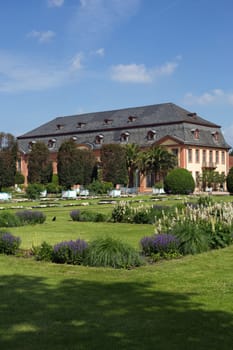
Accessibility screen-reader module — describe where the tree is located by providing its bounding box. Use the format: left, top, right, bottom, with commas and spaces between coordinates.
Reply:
100, 144, 128, 186
124, 143, 140, 187
137, 146, 177, 186
226, 167, 233, 194
0, 133, 18, 191
57, 140, 96, 189
27, 142, 53, 184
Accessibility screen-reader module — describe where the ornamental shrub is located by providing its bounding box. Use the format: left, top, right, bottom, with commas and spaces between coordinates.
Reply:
226, 167, 233, 194
111, 202, 132, 222
87, 180, 113, 195
0, 211, 21, 227
53, 239, 88, 265
16, 210, 46, 225
26, 183, 45, 199
0, 231, 21, 254
86, 237, 143, 268
70, 210, 107, 222
172, 221, 209, 255
164, 168, 195, 194
33, 241, 53, 261
140, 233, 180, 256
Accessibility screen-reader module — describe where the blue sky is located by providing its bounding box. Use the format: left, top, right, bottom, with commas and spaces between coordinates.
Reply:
1, 0, 233, 147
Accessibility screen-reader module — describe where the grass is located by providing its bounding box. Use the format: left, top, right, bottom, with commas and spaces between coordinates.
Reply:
1, 247, 233, 350
1, 194, 233, 349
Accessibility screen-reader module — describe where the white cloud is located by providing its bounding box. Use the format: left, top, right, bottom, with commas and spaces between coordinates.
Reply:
0, 51, 83, 93
27, 30, 56, 43
223, 124, 233, 147
48, 0, 64, 7
110, 59, 179, 83
92, 48, 105, 57
111, 64, 151, 83
70, 52, 84, 71
183, 89, 233, 106
71, 0, 141, 41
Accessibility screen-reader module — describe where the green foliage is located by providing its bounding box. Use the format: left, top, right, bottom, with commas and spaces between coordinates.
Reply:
197, 195, 214, 206
87, 180, 113, 194
70, 209, 107, 222
86, 237, 143, 268
15, 171, 25, 185
172, 221, 209, 255
164, 168, 195, 194
226, 167, 233, 194
100, 144, 128, 186
16, 210, 46, 225
33, 241, 53, 261
0, 231, 21, 254
0, 133, 17, 191
0, 211, 21, 227
46, 182, 61, 194
27, 142, 53, 184
57, 140, 96, 189
111, 201, 132, 222
26, 183, 45, 199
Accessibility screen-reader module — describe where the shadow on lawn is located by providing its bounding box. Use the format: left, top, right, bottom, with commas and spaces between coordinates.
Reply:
0, 274, 232, 350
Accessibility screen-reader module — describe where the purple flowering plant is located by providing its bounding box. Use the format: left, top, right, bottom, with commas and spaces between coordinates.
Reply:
140, 233, 180, 256
0, 231, 21, 255
53, 239, 88, 264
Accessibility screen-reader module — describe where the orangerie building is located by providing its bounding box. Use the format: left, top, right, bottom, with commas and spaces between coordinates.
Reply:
17, 102, 231, 192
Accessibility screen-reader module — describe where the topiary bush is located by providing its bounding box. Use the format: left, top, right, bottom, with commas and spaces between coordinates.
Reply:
53, 239, 88, 265
86, 237, 143, 268
226, 167, 233, 194
0, 231, 21, 254
164, 168, 195, 194
16, 210, 46, 225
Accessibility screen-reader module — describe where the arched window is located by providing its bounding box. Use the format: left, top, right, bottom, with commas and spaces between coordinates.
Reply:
147, 129, 156, 141
48, 138, 56, 149
191, 128, 200, 140
212, 131, 219, 142
120, 131, 130, 143
95, 134, 104, 144
28, 140, 36, 150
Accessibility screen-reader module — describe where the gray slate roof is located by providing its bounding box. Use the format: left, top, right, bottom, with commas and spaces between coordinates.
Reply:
17, 102, 230, 153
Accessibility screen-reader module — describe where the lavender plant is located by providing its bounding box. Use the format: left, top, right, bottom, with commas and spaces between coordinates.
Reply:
0, 231, 21, 255
140, 233, 180, 256
53, 239, 88, 265
16, 210, 46, 225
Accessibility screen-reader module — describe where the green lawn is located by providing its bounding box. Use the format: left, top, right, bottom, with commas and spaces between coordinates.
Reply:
1, 195, 233, 349
1, 248, 233, 350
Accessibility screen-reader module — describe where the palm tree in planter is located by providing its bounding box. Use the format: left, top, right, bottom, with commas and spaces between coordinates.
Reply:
138, 146, 177, 188
125, 143, 140, 188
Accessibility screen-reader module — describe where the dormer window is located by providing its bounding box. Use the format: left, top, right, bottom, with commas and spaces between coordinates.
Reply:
191, 128, 199, 140
103, 118, 113, 125
56, 124, 64, 130
120, 131, 130, 143
48, 138, 56, 149
147, 129, 156, 141
187, 112, 197, 118
77, 122, 86, 128
128, 115, 137, 122
212, 131, 219, 142
95, 134, 104, 144
28, 140, 36, 150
